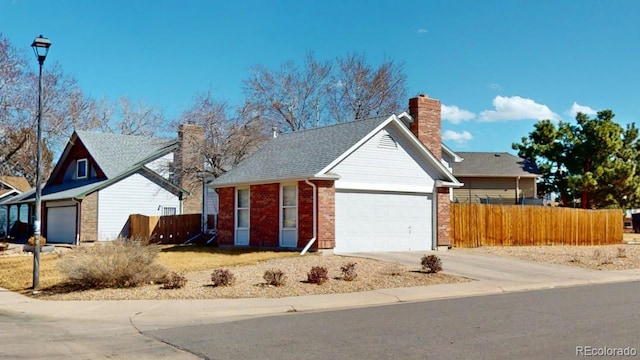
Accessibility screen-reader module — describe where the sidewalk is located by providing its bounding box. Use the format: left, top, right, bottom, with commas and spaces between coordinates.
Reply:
2, 251, 640, 332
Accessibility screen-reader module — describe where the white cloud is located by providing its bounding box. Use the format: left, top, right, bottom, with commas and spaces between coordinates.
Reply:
417, 29, 428, 34
567, 102, 597, 117
487, 83, 502, 91
442, 130, 473, 145
479, 95, 560, 122
441, 104, 475, 124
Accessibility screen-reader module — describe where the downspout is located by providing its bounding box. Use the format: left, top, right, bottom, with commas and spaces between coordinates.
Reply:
515, 176, 520, 205
432, 183, 438, 251
71, 198, 81, 245
300, 179, 317, 255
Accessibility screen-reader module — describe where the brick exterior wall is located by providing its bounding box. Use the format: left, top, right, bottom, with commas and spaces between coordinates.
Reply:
298, 181, 314, 248
298, 180, 335, 249
316, 181, 335, 249
80, 192, 98, 242
437, 188, 451, 247
409, 95, 442, 160
175, 124, 205, 214
249, 183, 279, 247
216, 187, 235, 245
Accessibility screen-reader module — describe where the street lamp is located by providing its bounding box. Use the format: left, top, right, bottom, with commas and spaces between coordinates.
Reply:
31, 35, 51, 290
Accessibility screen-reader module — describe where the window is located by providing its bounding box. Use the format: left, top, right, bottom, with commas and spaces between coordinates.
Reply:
282, 185, 297, 228
162, 207, 177, 216
236, 188, 250, 229
76, 158, 88, 179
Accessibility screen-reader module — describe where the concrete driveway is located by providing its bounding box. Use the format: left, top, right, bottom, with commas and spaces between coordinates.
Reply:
348, 250, 640, 289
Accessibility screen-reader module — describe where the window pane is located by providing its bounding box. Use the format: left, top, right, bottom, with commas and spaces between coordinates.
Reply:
283, 208, 296, 228
237, 209, 249, 228
238, 189, 249, 208
283, 186, 296, 206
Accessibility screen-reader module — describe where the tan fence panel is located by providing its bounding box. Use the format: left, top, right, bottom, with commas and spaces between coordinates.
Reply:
129, 213, 201, 244
451, 204, 623, 247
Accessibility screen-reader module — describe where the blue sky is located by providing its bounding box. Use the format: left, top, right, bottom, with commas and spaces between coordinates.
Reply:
2, 0, 640, 153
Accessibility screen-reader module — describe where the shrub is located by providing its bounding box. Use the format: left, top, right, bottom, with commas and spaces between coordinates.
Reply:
307, 266, 329, 285
162, 272, 188, 289
263, 269, 287, 287
211, 268, 235, 287
421, 254, 442, 274
27, 235, 47, 246
340, 262, 357, 281
58, 239, 168, 289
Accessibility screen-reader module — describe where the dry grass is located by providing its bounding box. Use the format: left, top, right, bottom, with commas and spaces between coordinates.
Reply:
0, 253, 64, 291
456, 244, 640, 271
0, 244, 297, 293
155, 245, 298, 272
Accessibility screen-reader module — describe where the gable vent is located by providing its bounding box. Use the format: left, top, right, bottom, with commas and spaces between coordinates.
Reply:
378, 134, 397, 149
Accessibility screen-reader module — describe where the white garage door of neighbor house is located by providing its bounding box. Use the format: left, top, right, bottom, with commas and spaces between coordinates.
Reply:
334, 191, 432, 253
47, 206, 77, 244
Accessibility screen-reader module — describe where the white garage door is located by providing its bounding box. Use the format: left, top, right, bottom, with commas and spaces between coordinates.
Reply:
334, 191, 432, 253
47, 206, 77, 244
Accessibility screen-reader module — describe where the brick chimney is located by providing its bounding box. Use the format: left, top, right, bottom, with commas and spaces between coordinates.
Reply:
175, 124, 205, 214
409, 94, 442, 159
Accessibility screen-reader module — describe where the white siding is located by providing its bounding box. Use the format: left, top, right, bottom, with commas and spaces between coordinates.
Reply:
331, 125, 438, 192
145, 153, 174, 180
97, 173, 180, 240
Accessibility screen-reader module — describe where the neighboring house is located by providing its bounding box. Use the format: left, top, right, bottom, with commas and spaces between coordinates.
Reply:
450, 152, 541, 204
209, 95, 462, 253
0, 176, 31, 237
1, 124, 204, 244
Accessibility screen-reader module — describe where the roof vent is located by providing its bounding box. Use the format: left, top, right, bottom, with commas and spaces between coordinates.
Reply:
494, 153, 501, 157
379, 134, 397, 149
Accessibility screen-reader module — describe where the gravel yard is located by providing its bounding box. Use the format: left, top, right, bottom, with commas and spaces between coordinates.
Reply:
33, 254, 465, 301
455, 244, 640, 271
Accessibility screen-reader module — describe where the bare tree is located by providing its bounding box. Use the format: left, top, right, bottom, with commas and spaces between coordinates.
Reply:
327, 53, 407, 123
175, 91, 268, 178
243, 52, 332, 131
0, 34, 166, 183
242, 52, 407, 131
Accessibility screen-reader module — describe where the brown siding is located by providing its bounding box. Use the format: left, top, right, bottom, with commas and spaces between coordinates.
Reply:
454, 177, 536, 203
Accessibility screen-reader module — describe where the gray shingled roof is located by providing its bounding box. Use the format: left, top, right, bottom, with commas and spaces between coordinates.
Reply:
212, 116, 390, 186
1, 132, 179, 205
452, 152, 540, 177
75, 131, 177, 178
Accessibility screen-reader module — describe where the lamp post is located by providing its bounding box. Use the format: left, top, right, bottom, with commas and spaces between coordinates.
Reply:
31, 35, 51, 290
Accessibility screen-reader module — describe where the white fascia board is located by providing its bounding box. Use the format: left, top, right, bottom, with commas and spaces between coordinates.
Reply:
442, 143, 463, 162
315, 115, 396, 176
335, 181, 433, 194
456, 174, 541, 178
435, 180, 465, 188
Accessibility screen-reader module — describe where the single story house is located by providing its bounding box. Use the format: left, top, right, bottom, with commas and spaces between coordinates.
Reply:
1, 125, 204, 244
209, 95, 462, 253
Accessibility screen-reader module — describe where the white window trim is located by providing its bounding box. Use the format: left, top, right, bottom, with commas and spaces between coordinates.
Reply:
279, 183, 298, 247
235, 187, 250, 245
76, 158, 88, 179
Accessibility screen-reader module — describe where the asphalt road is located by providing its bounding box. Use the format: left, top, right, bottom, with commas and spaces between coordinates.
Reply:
148, 282, 640, 360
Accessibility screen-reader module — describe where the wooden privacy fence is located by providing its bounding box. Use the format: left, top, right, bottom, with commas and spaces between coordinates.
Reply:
129, 213, 201, 244
451, 203, 623, 247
